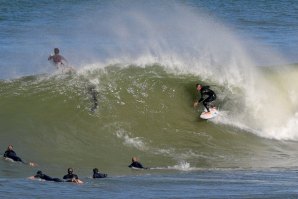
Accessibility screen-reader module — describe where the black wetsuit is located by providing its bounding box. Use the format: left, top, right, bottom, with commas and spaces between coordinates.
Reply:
3, 150, 24, 163
35, 174, 63, 182
93, 172, 107, 178
198, 86, 216, 112
128, 161, 145, 169
63, 174, 79, 182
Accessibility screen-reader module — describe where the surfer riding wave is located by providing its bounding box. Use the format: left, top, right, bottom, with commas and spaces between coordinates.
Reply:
193, 84, 216, 113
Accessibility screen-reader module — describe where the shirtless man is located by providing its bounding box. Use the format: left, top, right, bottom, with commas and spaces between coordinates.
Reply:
48, 48, 68, 67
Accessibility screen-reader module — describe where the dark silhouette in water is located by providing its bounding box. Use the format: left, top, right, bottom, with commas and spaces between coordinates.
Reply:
128, 157, 148, 169
88, 85, 98, 112
3, 145, 37, 167
4, 145, 25, 163
92, 168, 107, 178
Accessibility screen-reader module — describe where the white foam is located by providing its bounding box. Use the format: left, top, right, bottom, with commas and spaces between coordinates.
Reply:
115, 129, 147, 151
152, 161, 199, 171
262, 112, 298, 140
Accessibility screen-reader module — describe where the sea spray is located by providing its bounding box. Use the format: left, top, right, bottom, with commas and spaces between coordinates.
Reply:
72, 2, 296, 140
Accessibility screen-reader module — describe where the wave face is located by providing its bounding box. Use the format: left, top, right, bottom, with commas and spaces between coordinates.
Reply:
1, 65, 298, 176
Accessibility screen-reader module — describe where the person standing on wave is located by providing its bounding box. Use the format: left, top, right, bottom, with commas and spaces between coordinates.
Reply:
193, 84, 217, 113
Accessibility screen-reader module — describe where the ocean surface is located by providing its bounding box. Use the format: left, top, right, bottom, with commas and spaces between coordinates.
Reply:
1, 0, 298, 198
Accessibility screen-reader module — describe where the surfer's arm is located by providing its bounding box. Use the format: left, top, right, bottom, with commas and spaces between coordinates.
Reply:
27, 162, 38, 167
193, 101, 199, 108
61, 56, 67, 62
14, 156, 25, 163
60, 56, 68, 65
194, 97, 202, 107
28, 176, 36, 180
17, 157, 38, 166
15, 158, 37, 166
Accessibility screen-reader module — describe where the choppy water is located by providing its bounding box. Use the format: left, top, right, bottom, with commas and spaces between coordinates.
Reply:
1, 0, 298, 198
2, 169, 298, 199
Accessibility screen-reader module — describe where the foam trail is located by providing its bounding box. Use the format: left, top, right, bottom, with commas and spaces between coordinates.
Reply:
151, 161, 199, 171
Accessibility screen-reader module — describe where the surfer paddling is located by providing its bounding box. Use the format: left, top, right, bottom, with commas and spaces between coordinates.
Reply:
3, 145, 38, 167
29, 170, 63, 182
193, 84, 216, 113
128, 156, 148, 169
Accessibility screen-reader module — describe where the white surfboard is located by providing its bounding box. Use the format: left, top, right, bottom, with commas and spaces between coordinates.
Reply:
4, 157, 15, 162
200, 107, 218, 119
3, 157, 38, 167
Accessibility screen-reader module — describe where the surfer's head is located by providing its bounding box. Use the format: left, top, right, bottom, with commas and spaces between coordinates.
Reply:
132, 157, 138, 162
67, 168, 73, 174
36, 170, 43, 176
196, 84, 202, 91
7, 145, 13, 150
54, 48, 60, 54
93, 168, 98, 173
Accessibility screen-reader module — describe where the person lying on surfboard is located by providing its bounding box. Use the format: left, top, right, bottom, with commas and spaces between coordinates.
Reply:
128, 156, 148, 169
29, 170, 63, 182
193, 84, 216, 112
48, 48, 68, 67
3, 145, 38, 167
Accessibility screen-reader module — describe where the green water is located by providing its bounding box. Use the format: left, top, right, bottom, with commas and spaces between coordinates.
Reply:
1, 65, 298, 178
